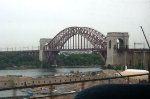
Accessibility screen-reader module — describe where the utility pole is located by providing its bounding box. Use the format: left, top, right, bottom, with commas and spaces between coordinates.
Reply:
140, 26, 150, 83
140, 26, 150, 48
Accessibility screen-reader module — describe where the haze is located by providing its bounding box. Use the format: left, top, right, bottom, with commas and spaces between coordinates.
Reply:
0, 0, 150, 49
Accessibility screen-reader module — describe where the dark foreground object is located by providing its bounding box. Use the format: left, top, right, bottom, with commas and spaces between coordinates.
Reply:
75, 84, 150, 99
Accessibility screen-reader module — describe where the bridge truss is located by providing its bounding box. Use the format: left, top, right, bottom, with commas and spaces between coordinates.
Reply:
44, 27, 107, 66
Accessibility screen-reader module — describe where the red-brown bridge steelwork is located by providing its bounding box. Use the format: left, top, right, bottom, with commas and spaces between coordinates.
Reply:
1, 27, 149, 68
43, 27, 107, 66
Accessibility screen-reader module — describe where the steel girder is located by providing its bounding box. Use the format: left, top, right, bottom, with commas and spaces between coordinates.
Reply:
45, 27, 107, 51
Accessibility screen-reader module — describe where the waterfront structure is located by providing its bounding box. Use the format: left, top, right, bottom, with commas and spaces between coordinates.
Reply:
39, 27, 107, 66
39, 26, 150, 69
39, 38, 52, 61
0, 70, 148, 98
106, 32, 150, 69
106, 32, 129, 65
0, 70, 148, 89
0, 26, 149, 69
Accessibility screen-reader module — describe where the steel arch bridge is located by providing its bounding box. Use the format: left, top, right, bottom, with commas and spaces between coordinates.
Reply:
44, 26, 107, 66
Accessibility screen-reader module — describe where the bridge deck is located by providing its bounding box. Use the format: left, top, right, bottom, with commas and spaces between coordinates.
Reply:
0, 50, 39, 53
44, 48, 107, 52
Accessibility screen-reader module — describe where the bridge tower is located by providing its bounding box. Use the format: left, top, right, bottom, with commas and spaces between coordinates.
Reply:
106, 32, 129, 66
39, 38, 51, 62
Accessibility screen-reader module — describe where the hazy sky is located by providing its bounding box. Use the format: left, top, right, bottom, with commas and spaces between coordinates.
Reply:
0, 0, 150, 49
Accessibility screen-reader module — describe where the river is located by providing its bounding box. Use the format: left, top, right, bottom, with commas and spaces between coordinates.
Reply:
0, 67, 101, 97
0, 67, 101, 77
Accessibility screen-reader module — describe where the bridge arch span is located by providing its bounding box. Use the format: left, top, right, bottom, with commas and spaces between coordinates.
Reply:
46, 27, 107, 51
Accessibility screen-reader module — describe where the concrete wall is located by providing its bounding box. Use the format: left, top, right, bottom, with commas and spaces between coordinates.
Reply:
106, 32, 129, 65
0, 80, 13, 88
105, 32, 150, 70
39, 38, 51, 61
127, 51, 150, 70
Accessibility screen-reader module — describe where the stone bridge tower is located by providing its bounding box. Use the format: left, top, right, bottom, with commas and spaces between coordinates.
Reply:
39, 38, 51, 62
106, 32, 129, 66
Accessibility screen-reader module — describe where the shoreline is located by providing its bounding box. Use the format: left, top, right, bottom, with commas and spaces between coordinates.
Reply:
0, 65, 103, 70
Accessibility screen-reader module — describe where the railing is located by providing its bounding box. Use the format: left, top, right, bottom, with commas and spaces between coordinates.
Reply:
0, 46, 40, 52
0, 73, 148, 98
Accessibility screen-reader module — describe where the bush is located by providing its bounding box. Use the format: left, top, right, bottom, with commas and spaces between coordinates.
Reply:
56, 53, 105, 66
0, 52, 41, 69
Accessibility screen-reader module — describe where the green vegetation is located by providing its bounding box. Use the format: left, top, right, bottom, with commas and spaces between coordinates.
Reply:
0, 52, 105, 69
56, 52, 105, 66
0, 52, 41, 69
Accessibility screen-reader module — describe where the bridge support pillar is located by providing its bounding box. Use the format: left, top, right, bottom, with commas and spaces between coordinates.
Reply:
106, 32, 129, 66
48, 51, 59, 67
39, 38, 51, 62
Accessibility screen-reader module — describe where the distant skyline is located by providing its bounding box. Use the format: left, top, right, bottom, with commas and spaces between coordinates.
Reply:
0, 0, 150, 49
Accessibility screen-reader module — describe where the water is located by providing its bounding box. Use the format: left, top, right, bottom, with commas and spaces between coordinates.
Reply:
0, 90, 27, 98
0, 67, 101, 97
0, 67, 101, 78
